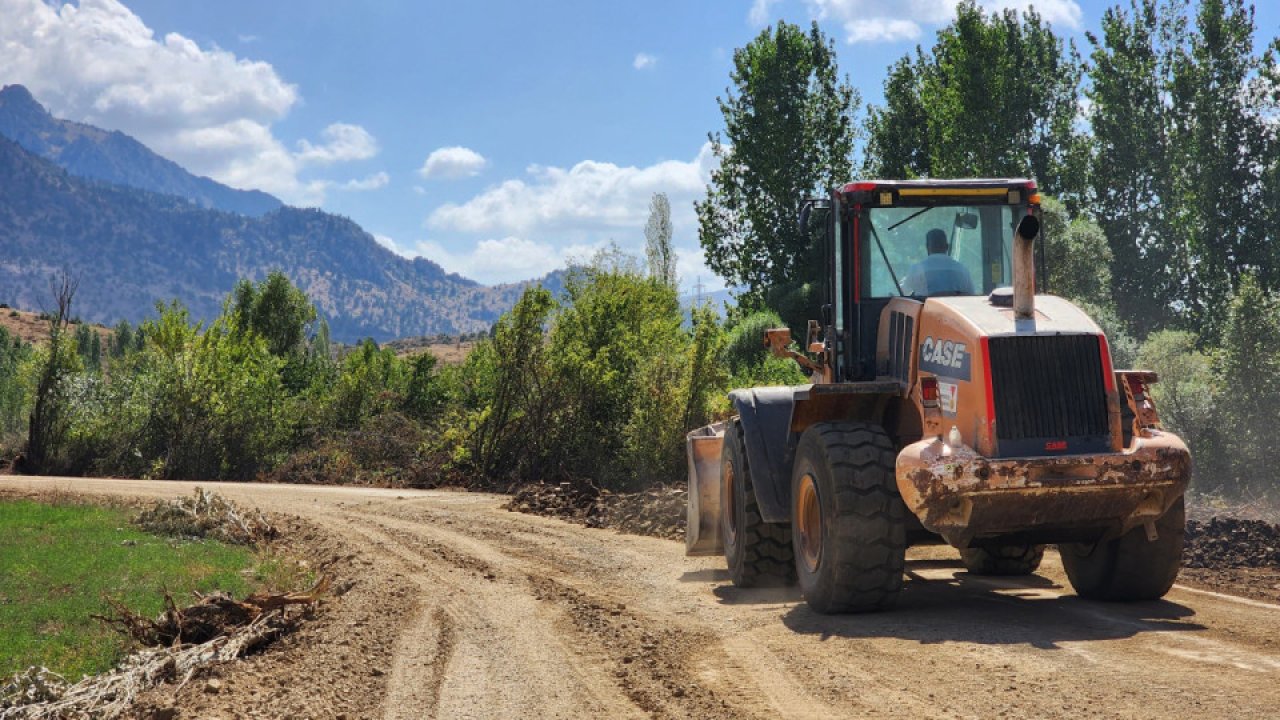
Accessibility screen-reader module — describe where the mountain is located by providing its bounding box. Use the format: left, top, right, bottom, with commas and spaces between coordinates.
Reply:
0, 85, 281, 217
0, 134, 530, 341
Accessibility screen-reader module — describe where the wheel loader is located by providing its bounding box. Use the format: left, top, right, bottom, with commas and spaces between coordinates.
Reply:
686, 178, 1190, 613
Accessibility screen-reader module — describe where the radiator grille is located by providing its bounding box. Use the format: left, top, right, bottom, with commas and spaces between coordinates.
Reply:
988, 334, 1110, 457
886, 310, 913, 383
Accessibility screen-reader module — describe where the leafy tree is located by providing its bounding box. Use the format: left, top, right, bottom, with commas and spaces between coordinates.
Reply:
1165, 0, 1277, 336
1088, 0, 1278, 338
1086, 0, 1178, 334
644, 192, 677, 287
0, 327, 32, 438
110, 319, 134, 358
698, 21, 858, 322
1040, 196, 1112, 307
74, 324, 93, 369
230, 271, 317, 357
865, 1, 1087, 204
403, 351, 446, 423
1215, 273, 1280, 493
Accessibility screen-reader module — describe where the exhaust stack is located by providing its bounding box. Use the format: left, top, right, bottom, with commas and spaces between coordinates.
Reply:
1013, 214, 1040, 320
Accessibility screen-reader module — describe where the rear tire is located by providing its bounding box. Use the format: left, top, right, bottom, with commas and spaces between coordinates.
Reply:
720, 419, 794, 587
791, 422, 906, 614
1060, 496, 1185, 601
960, 544, 1045, 576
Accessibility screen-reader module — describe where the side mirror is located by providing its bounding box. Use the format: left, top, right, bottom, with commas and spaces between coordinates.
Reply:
820, 303, 833, 327
956, 211, 979, 229
799, 202, 813, 234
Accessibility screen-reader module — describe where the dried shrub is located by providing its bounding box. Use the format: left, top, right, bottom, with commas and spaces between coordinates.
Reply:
133, 488, 275, 545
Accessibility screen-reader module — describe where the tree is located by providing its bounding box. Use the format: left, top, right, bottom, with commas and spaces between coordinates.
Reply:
1085, 0, 1178, 334
644, 193, 677, 287
1165, 0, 1276, 336
1215, 273, 1280, 493
1040, 196, 1112, 307
697, 21, 858, 321
25, 275, 82, 473
864, 1, 1087, 205
110, 319, 134, 358
230, 271, 317, 358
1088, 0, 1279, 338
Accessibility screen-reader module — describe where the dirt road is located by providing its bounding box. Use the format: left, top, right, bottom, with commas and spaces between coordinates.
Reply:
4, 476, 1278, 719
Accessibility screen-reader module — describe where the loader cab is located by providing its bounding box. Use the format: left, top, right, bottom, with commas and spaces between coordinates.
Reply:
817, 179, 1043, 382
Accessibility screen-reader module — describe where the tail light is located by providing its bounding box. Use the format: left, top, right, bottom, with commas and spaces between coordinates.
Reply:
920, 377, 939, 408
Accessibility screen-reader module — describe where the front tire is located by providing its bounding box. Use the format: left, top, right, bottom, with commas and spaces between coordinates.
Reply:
720, 419, 794, 587
960, 544, 1045, 576
1060, 496, 1185, 601
791, 422, 906, 614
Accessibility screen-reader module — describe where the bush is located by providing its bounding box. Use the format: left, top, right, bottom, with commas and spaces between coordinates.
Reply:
1136, 330, 1224, 487
1214, 275, 1280, 496
722, 310, 785, 373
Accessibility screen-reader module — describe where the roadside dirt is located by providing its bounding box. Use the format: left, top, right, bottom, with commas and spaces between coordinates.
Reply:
4, 477, 1280, 719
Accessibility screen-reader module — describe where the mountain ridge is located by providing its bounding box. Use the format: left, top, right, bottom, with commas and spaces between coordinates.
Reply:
0, 131, 535, 342
0, 84, 282, 217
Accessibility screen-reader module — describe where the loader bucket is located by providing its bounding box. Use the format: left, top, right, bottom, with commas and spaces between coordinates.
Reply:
686, 422, 725, 556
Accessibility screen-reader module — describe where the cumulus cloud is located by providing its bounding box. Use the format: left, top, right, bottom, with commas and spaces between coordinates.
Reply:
418, 146, 487, 180
633, 53, 657, 70
428, 142, 717, 236
0, 0, 376, 205
411, 144, 719, 287
296, 124, 379, 166
806, 0, 1082, 44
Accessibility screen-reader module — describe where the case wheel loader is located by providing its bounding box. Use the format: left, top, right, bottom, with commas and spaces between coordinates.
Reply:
686, 178, 1190, 613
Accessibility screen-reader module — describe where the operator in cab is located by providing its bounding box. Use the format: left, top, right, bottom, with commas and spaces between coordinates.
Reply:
901, 228, 975, 297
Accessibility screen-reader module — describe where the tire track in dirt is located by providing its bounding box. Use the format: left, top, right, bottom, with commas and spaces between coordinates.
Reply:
329, 509, 647, 719
7, 478, 1280, 719
343, 504, 852, 718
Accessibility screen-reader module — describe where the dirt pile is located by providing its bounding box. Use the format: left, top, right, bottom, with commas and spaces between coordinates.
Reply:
505, 482, 686, 540
1185, 517, 1280, 569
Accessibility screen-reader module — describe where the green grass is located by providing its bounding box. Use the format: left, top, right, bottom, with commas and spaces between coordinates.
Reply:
0, 499, 264, 681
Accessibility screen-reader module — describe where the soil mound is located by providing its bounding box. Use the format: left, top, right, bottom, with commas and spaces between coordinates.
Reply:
1185, 517, 1280, 569
506, 482, 685, 541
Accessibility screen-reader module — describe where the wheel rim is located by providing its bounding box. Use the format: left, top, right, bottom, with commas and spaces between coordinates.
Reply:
796, 472, 823, 573
722, 460, 738, 547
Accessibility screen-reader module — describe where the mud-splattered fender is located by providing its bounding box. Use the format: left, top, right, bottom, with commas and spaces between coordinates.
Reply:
728, 387, 796, 523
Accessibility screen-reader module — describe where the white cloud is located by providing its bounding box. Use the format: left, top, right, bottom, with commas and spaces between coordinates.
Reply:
0, 0, 375, 205
413, 237, 610, 285
296, 123, 379, 166
748, 0, 781, 26
805, 0, 1082, 44
413, 144, 720, 287
428, 142, 717, 236
418, 146, 487, 180
844, 18, 922, 43
633, 52, 657, 70
341, 171, 390, 191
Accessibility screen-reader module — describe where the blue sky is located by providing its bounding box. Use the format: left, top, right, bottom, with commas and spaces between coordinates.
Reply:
1, 0, 1277, 289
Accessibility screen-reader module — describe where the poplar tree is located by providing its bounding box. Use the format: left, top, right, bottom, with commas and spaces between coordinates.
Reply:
697, 21, 858, 320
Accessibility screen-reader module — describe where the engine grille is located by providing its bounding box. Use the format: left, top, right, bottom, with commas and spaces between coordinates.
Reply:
988, 334, 1111, 457
886, 310, 914, 383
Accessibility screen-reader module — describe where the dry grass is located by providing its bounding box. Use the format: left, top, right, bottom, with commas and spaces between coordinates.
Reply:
0, 306, 109, 347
